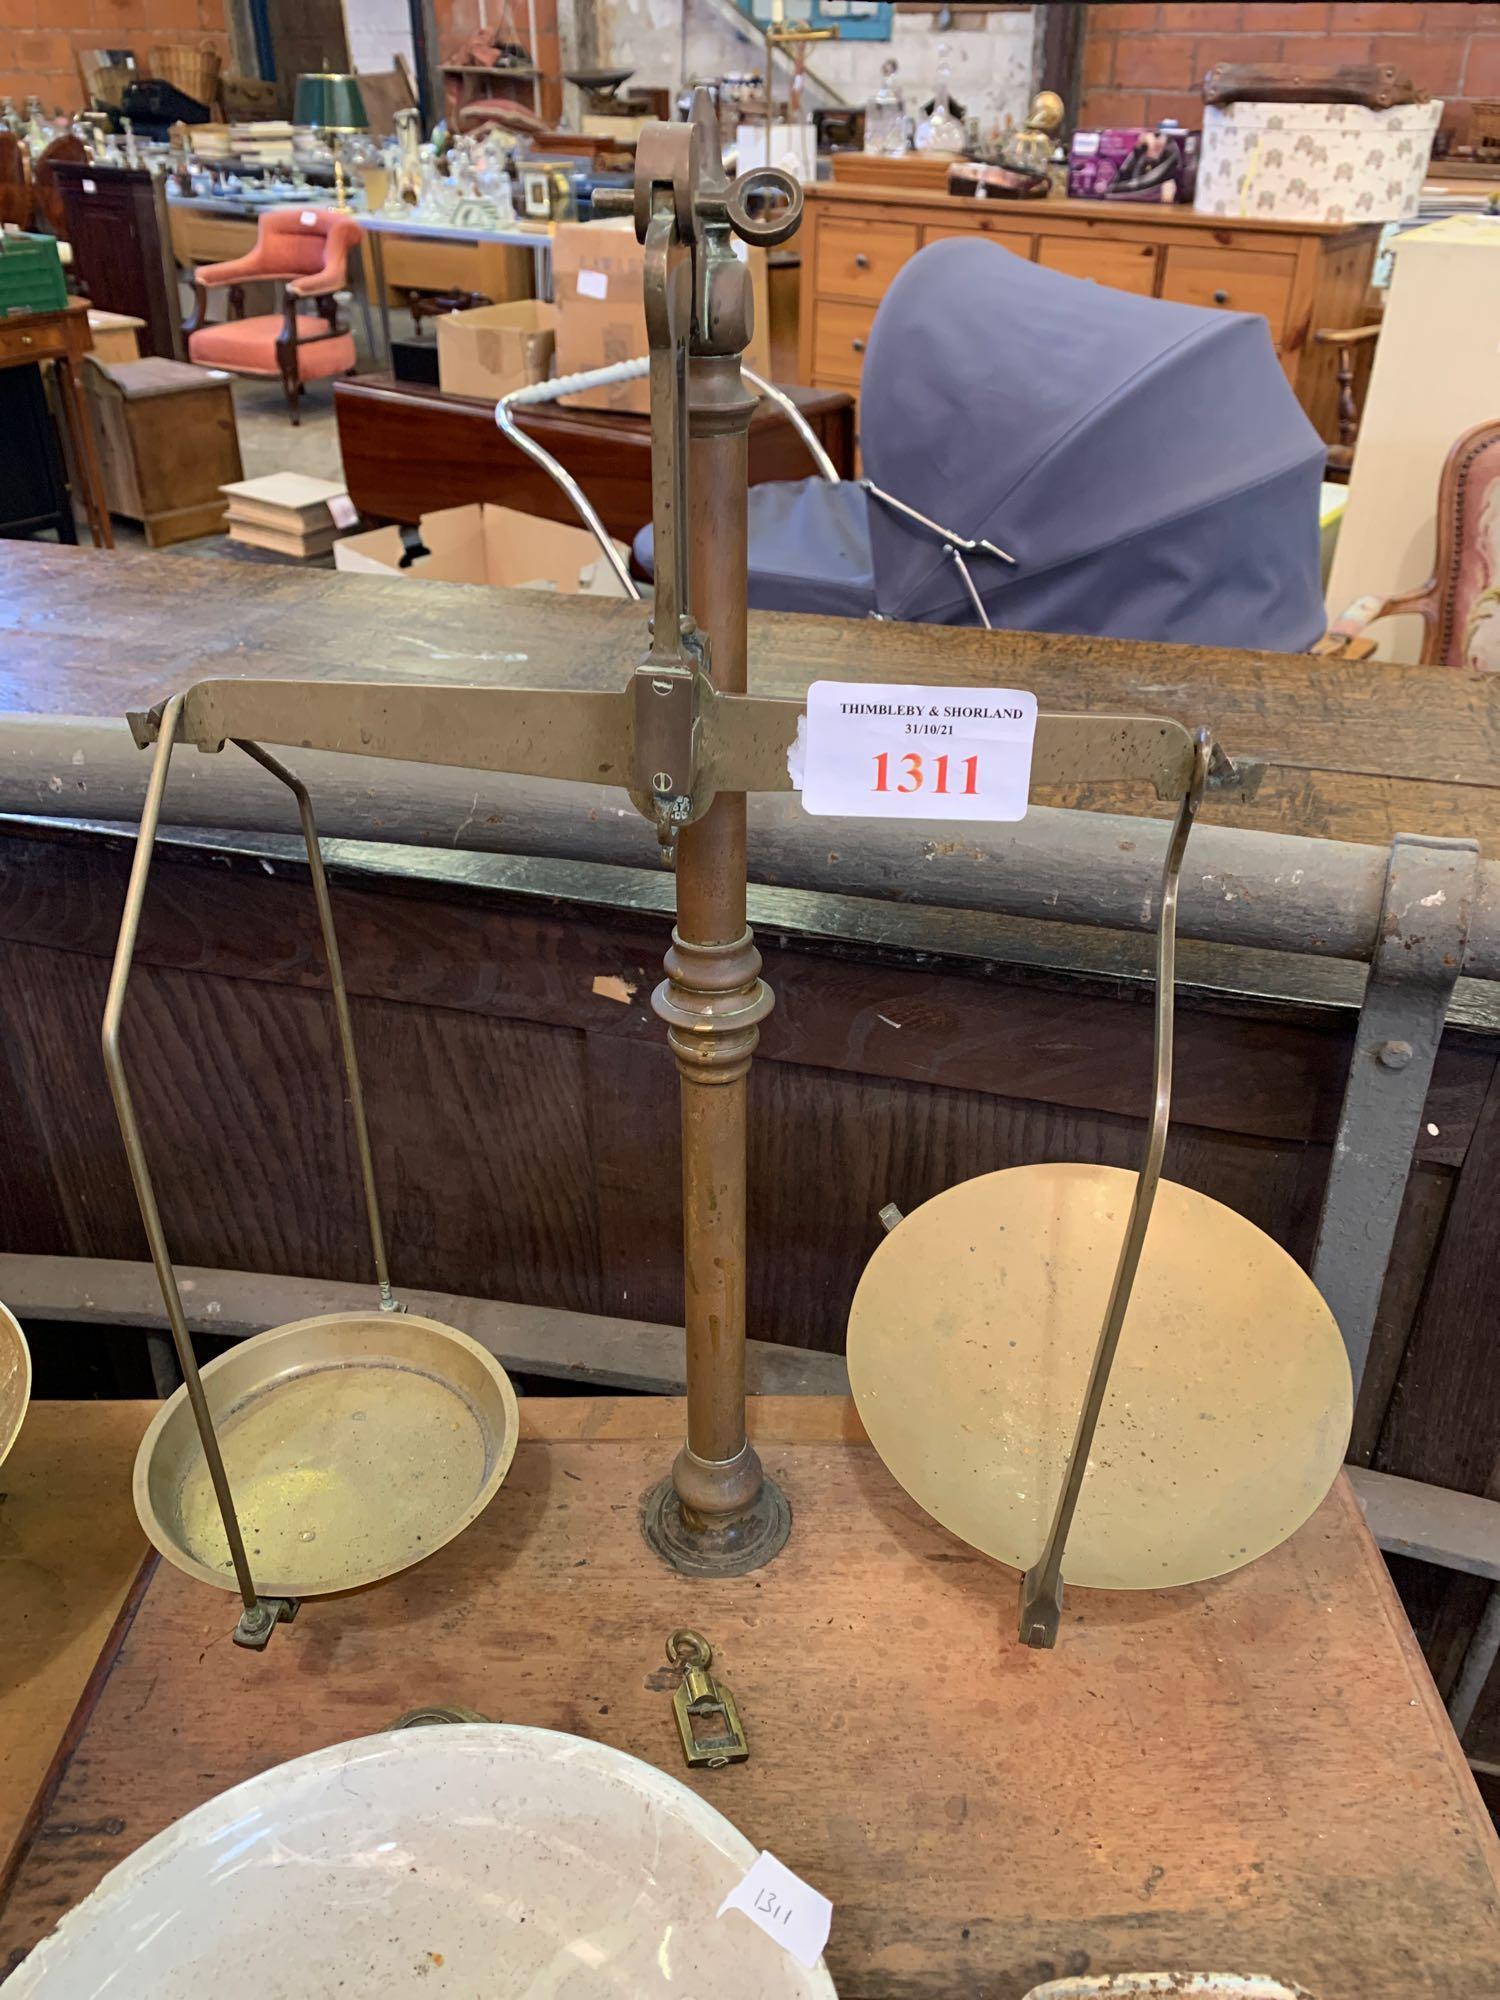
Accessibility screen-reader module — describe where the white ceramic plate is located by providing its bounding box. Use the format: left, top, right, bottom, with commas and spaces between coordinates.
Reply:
9, 1725, 838, 1998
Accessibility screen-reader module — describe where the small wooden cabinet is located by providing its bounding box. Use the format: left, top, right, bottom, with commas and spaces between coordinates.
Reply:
797, 183, 1379, 446
84, 356, 243, 548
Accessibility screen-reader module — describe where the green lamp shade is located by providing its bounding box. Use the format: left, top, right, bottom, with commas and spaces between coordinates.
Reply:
293, 72, 368, 132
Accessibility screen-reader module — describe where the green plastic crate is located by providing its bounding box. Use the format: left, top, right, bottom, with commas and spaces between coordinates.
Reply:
0, 233, 67, 317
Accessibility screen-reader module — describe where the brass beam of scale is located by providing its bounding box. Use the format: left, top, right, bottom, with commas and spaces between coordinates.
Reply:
110, 94, 1244, 1649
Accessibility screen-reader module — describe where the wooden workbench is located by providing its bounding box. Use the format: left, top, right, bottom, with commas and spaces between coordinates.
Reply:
4, 543, 1500, 845
7, 541, 1500, 1765
1, 1397, 1496, 1995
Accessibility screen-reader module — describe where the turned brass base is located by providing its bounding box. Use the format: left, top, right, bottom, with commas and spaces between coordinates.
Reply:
641, 1473, 791, 1577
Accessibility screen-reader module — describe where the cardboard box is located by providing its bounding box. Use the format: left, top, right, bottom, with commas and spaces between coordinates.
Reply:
1197, 99, 1441, 224
552, 218, 771, 414
553, 218, 651, 414
437, 299, 557, 401
332, 502, 631, 596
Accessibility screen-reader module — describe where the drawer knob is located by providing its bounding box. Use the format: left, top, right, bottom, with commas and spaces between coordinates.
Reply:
1213, 288, 1229, 305
852, 337, 866, 353
854, 252, 870, 269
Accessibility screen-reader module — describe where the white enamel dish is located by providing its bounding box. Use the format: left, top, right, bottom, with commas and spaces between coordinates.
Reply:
7, 1724, 838, 1998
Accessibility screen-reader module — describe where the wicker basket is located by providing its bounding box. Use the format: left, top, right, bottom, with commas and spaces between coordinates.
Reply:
79, 50, 136, 111
142, 42, 223, 107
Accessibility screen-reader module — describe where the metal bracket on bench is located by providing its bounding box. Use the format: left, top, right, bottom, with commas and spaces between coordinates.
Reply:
1311, 832, 1480, 1397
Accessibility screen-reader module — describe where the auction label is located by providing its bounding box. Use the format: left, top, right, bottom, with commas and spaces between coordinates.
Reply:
797, 680, 1036, 821
717, 1850, 833, 1969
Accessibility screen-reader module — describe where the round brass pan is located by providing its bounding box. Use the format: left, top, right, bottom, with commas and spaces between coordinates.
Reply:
848, 1163, 1351, 1591
0, 1300, 31, 1469
134, 1312, 519, 1598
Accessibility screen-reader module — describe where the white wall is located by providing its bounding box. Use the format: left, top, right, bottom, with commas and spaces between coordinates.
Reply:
810, 7, 1037, 120
599, 0, 1037, 126
344, 0, 416, 77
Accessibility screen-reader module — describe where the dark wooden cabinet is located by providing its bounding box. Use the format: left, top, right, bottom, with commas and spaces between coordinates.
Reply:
53, 163, 183, 361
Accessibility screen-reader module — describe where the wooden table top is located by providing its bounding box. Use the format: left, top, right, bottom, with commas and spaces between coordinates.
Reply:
803, 181, 1381, 238
0, 1401, 153, 1876
0, 301, 93, 361
342, 369, 853, 432
0, 301, 91, 331
1, 1396, 1495, 1996
3, 543, 1500, 847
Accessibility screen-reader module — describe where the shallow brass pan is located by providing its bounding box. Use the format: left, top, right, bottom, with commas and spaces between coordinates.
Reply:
134, 1311, 519, 1599
848, 1163, 1352, 1592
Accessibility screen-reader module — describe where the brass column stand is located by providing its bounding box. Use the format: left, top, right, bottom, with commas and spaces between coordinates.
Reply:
636, 96, 795, 1574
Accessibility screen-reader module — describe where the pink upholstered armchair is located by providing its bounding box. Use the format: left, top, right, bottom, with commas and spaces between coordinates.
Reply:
1319, 421, 1500, 669
185, 209, 363, 425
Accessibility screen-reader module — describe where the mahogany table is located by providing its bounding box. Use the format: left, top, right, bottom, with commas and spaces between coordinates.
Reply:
334, 372, 856, 541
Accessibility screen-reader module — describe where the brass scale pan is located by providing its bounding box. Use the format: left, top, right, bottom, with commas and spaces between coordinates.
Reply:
103, 706, 520, 1643
103, 701, 1347, 1638
848, 1164, 1351, 1593
849, 735, 1352, 1632
0, 1301, 29, 1472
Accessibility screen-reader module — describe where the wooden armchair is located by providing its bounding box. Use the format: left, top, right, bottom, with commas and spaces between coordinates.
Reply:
31, 134, 88, 242
184, 208, 363, 424
1317, 420, 1500, 668
1311, 321, 1381, 478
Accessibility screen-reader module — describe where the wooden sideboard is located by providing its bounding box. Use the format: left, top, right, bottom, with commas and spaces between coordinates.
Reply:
796, 182, 1379, 447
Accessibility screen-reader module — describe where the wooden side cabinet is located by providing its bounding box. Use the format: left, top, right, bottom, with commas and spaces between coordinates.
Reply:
84, 356, 242, 548
796, 183, 1379, 448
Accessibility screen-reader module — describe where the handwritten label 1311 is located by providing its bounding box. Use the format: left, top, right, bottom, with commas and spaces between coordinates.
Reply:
796, 679, 1037, 822
717, 1850, 833, 1969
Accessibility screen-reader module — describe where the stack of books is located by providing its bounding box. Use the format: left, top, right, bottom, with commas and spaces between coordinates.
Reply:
221, 473, 354, 558
193, 120, 299, 168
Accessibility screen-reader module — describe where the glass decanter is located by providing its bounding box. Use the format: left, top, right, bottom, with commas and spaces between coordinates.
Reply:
913, 44, 965, 155
864, 58, 906, 157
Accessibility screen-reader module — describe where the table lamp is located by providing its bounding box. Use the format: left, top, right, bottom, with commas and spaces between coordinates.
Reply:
293, 72, 368, 211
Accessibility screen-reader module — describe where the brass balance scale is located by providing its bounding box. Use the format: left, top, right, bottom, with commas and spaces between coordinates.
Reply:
102, 95, 1351, 1655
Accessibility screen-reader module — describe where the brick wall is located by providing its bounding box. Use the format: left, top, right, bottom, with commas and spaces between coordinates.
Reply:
0, 0, 231, 117
1081, 2, 1500, 143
